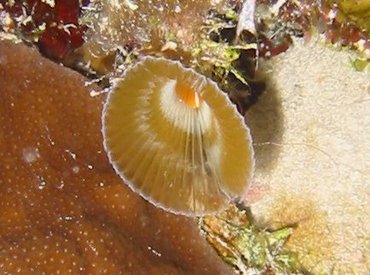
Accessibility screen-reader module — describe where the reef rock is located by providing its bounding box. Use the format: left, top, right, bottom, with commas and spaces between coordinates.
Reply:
247, 38, 370, 273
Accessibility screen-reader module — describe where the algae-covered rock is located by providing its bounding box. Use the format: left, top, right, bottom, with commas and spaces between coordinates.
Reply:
338, 0, 370, 34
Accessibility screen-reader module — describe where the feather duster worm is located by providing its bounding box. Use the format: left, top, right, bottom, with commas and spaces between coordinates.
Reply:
102, 57, 254, 216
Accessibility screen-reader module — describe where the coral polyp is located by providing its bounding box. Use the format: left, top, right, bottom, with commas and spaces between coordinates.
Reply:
102, 57, 254, 216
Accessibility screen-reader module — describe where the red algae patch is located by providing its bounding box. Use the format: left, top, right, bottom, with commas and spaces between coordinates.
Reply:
102, 57, 255, 216
0, 0, 88, 60
0, 40, 233, 274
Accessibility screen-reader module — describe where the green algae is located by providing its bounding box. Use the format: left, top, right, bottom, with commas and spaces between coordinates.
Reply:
199, 206, 305, 274
351, 57, 370, 72
338, 0, 370, 34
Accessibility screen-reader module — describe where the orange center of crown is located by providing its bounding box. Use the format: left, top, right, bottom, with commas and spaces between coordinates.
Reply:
175, 81, 202, 108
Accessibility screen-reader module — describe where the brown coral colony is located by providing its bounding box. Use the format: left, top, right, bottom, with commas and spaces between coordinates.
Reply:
0, 40, 233, 274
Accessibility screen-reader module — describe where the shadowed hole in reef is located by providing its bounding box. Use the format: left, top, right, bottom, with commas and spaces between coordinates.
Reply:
246, 72, 284, 174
